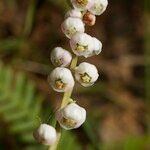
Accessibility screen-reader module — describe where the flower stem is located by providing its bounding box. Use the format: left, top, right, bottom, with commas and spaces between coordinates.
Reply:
61, 55, 78, 108
48, 55, 78, 150
48, 132, 61, 150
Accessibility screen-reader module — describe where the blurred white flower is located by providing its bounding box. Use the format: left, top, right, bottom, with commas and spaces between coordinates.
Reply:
61, 17, 85, 39
88, 0, 108, 16
51, 47, 72, 67
33, 124, 57, 145
75, 62, 99, 87
92, 37, 102, 55
65, 9, 83, 19
56, 102, 86, 130
83, 11, 96, 26
48, 67, 75, 92
71, 0, 93, 11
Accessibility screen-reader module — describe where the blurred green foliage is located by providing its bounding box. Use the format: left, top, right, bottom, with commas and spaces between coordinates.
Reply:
0, 62, 45, 149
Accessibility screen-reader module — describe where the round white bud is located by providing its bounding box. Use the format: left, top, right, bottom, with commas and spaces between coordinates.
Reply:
65, 9, 83, 19
33, 124, 57, 145
56, 103, 86, 130
75, 62, 99, 87
71, 0, 93, 11
48, 67, 75, 92
50, 47, 72, 67
61, 17, 85, 39
88, 0, 108, 16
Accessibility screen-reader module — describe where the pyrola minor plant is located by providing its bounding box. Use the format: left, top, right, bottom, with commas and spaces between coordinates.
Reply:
33, 0, 108, 149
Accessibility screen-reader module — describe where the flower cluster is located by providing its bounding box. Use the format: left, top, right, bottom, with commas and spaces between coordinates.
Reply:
33, 0, 108, 146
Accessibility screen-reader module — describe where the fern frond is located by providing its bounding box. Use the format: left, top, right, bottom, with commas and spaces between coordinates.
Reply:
0, 62, 45, 149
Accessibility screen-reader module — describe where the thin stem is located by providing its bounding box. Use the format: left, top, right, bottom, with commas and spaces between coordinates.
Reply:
48, 55, 78, 150
48, 132, 61, 150
61, 56, 78, 108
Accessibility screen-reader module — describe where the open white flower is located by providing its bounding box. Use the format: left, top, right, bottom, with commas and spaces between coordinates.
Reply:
33, 124, 57, 145
70, 32, 94, 58
48, 67, 75, 92
51, 47, 72, 67
65, 9, 83, 19
70, 33, 102, 57
56, 102, 86, 130
75, 62, 99, 87
88, 0, 108, 16
61, 17, 85, 39
71, 0, 93, 11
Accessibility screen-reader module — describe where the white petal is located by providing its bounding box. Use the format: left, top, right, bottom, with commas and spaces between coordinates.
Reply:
92, 37, 102, 55
75, 107, 86, 128
63, 103, 83, 121
65, 9, 83, 19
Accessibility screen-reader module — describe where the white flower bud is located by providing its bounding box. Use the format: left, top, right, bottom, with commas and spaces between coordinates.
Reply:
71, 0, 93, 11
56, 103, 86, 130
48, 67, 75, 92
92, 37, 102, 55
75, 62, 99, 87
70, 32, 94, 58
51, 47, 72, 67
65, 9, 83, 19
33, 124, 57, 145
61, 17, 85, 39
88, 0, 108, 16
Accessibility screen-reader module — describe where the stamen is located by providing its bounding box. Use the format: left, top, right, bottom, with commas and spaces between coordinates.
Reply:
55, 79, 65, 89
62, 117, 77, 128
54, 59, 63, 66
75, 43, 88, 52
81, 73, 91, 83
66, 27, 76, 36
76, 0, 88, 6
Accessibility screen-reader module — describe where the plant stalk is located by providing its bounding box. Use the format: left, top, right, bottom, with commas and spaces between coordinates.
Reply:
48, 55, 78, 150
